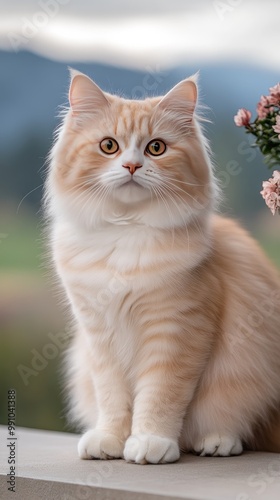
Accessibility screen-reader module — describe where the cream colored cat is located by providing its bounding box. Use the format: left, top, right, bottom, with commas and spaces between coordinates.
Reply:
45, 70, 280, 464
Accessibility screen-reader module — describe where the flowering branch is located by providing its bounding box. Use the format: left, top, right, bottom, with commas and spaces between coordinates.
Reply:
234, 83, 280, 215
234, 84, 280, 168
259, 171, 280, 216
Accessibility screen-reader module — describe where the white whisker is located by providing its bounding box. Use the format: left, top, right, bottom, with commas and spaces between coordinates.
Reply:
162, 174, 204, 188
163, 184, 204, 239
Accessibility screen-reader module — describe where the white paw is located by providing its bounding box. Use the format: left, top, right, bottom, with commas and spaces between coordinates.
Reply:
123, 434, 180, 464
78, 429, 124, 460
193, 433, 243, 457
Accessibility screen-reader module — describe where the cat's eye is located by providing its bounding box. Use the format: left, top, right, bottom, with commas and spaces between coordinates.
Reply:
100, 138, 119, 155
146, 139, 166, 156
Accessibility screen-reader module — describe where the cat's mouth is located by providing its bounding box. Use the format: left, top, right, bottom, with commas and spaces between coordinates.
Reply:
113, 175, 150, 203
119, 177, 145, 189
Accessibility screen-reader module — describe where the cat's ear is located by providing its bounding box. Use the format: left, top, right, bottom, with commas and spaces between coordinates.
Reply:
156, 76, 198, 119
68, 68, 110, 115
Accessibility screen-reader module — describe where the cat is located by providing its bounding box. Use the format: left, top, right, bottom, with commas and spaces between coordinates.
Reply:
45, 69, 280, 464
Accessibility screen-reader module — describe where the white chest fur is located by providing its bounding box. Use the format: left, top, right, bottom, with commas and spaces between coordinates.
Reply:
52, 220, 208, 372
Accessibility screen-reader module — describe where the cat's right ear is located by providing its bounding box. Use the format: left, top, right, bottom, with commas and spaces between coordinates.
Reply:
68, 69, 110, 115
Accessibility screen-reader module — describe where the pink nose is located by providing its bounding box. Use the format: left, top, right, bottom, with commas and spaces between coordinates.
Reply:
122, 162, 142, 175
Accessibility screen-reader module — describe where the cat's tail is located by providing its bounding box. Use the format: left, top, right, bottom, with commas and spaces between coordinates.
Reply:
251, 408, 280, 453
261, 418, 280, 453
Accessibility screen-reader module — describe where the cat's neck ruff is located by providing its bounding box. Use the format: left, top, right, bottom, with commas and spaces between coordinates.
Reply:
53, 210, 212, 275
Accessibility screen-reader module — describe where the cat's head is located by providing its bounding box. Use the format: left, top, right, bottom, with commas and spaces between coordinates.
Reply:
47, 70, 217, 229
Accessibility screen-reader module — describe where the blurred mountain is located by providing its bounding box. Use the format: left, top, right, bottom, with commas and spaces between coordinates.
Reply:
1, 49, 279, 219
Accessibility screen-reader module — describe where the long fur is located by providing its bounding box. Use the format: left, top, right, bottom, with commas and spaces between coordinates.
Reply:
45, 71, 280, 463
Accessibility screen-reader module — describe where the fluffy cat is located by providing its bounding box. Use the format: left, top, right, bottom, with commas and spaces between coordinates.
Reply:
45, 70, 280, 464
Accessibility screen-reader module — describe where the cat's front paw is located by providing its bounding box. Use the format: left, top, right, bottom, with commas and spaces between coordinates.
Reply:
78, 429, 124, 460
124, 434, 180, 464
193, 433, 243, 457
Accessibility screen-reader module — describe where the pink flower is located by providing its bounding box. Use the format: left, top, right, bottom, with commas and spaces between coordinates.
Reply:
234, 108, 251, 127
269, 83, 280, 105
256, 95, 274, 119
272, 114, 280, 137
260, 170, 280, 215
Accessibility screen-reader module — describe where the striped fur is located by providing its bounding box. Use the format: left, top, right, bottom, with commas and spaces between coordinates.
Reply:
45, 71, 280, 463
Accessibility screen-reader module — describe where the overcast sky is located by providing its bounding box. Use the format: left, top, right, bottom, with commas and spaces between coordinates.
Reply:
0, 0, 279, 70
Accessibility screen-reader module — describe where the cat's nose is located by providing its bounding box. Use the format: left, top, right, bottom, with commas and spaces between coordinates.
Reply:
122, 162, 142, 175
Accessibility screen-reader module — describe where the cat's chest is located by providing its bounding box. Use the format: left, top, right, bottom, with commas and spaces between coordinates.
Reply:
54, 224, 170, 371
53, 222, 204, 337
53, 222, 204, 374
53, 223, 188, 290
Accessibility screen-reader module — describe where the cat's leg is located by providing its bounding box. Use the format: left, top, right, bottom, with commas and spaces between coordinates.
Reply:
181, 359, 246, 457
182, 342, 275, 457
183, 389, 244, 457
76, 327, 132, 460
123, 324, 210, 464
124, 377, 198, 464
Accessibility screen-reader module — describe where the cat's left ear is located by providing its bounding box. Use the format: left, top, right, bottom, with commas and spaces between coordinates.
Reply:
156, 75, 198, 119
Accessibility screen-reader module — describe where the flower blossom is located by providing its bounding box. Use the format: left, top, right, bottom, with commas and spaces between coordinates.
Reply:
269, 83, 280, 105
260, 170, 280, 215
272, 115, 280, 137
256, 95, 274, 119
234, 108, 251, 127
235, 83, 280, 212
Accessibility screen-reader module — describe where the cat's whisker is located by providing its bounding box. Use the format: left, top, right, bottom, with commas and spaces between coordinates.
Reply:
99, 185, 113, 221
162, 174, 204, 188
157, 184, 187, 245
75, 186, 99, 222
77, 183, 111, 224
68, 181, 103, 208
160, 185, 193, 251
66, 181, 97, 195
162, 178, 197, 199
88, 189, 106, 224
90, 184, 111, 211
151, 184, 176, 230
163, 178, 208, 211
63, 173, 105, 193
138, 174, 191, 231
73, 181, 109, 217
161, 183, 204, 240
160, 185, 189, 227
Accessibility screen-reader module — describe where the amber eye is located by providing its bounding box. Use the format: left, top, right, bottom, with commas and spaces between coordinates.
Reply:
146, 139, 166, 156
100, 138, 119, 154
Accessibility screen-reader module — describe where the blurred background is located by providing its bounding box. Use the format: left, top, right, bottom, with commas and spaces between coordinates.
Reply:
0, 0, 279, 433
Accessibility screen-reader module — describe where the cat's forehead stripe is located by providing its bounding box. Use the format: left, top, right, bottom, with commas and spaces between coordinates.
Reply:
113, 101, 152, 140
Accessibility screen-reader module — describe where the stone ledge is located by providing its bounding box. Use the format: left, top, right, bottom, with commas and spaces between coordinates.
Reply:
0, 426, 280, 500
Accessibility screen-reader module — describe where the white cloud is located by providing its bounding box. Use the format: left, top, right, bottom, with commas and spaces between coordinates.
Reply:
0, 0, 279, 70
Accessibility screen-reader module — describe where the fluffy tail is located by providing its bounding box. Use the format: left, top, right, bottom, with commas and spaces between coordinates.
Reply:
252, 409, 280, 453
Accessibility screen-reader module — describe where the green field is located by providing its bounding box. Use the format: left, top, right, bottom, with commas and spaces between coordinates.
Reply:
259, 237, 280, 267
0, 212, 42, 272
